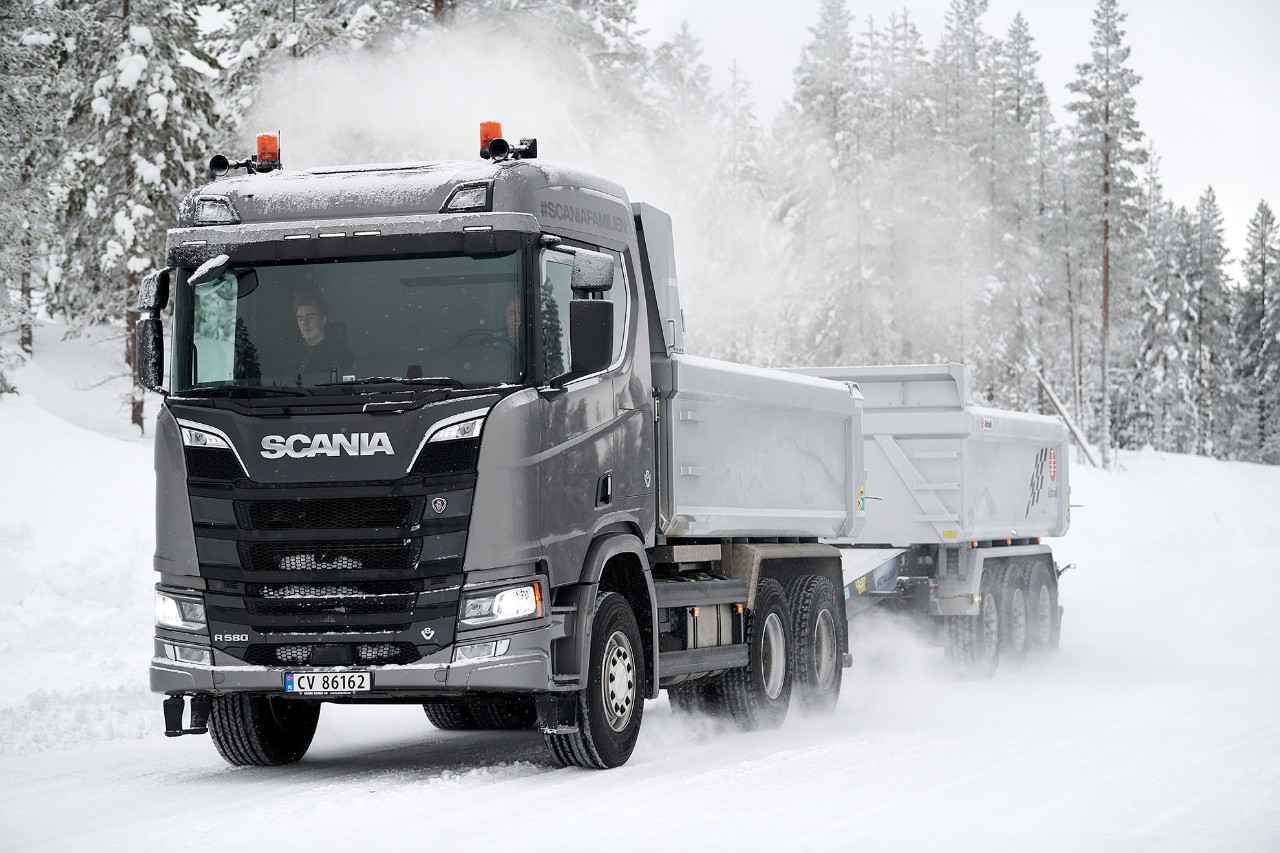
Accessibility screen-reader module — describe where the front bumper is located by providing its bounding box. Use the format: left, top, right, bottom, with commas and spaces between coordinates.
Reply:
151, 618, 568, 698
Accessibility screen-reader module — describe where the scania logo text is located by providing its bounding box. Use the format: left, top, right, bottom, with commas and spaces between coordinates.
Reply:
260, 432, 395, 459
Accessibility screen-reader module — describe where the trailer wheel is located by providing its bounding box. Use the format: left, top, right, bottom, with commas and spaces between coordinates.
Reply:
544, 592, 645, 769
712, 577, 792, 730
786, 575, 843, 714
423, 702, 480, 730
1026, 560, 1060, 655
998, 563, 1030, 668
209, 694, 320, 767
944, 569, 1001, 680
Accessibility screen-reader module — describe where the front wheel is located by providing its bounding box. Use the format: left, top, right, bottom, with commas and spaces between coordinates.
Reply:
209, 694, 320, 767
544, 592, 645, 769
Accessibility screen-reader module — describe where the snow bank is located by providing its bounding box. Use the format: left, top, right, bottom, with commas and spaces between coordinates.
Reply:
0, 323, 156, 756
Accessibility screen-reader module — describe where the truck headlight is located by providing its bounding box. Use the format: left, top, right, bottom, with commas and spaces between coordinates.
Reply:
429, 416, 484, 443
459, 581, 543, 628
181, 426, 229, 449
155, 591, 207, 632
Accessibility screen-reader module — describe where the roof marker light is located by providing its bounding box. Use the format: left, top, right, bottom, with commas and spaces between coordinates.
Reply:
480, 121, 503, 155
257, 132, 280, 167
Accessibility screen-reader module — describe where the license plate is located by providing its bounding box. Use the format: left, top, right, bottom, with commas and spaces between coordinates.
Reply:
285, 671, 371, 694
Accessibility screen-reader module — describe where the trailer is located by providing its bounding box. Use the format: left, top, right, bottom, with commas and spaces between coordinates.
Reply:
135, 126, 1069, 769
803, 363, 1071, 676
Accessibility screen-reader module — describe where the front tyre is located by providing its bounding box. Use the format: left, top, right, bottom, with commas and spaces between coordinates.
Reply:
209, 694, 320, 767
544, 592, 645, 769
786, 575, 844, 714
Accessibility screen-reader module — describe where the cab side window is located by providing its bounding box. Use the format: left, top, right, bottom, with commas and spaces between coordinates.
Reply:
539, 246, 628, 382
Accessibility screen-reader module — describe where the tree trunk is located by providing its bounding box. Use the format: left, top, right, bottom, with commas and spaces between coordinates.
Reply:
1100, 133, 1112, 468
19, 151, 35, 356
121, 0, 145, 433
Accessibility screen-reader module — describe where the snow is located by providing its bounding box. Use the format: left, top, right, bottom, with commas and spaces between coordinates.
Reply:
1, 328, 1279, 850
116, 54, 149, 91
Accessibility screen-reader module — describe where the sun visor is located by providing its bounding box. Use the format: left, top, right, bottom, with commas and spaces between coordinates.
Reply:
165, 212, 540, 268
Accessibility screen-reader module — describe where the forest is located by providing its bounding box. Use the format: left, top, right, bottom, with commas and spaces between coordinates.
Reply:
0, 0, 1276, 466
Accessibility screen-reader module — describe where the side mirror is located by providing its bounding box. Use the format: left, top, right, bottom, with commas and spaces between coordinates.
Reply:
570, 249, 614, 294
136, 316, 166, 393
562, 299, 613, 383
138, 267, 171, 314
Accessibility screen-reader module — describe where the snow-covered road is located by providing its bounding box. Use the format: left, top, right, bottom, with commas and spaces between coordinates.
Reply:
2, 337, 1278, 851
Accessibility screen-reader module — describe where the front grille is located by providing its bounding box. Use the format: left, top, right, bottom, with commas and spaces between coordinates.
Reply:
239, 540, 421, 572
248, 581, 422, 597
244, 642, 420, 667
246, 595, 415, 616
236, 498, 417, 530
185, 447, 245, 480
411, 438, 478, 477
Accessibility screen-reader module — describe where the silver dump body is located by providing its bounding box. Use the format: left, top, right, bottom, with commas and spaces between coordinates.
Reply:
652, 354, 865, 540
797, 364, 1069, 546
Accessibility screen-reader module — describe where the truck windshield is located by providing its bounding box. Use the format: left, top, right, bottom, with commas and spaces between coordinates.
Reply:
171, 252, 525, 393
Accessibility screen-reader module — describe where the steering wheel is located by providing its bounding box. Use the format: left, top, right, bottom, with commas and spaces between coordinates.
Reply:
454, 328, 505, 346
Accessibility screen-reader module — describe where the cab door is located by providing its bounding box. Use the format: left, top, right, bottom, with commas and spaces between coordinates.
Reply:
536, 247, 624, 588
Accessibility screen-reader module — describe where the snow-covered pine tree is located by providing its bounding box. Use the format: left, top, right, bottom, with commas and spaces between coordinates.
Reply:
1238, 200, 1280, 461
1130, 159, 1194, 451
51, 0, 219, 431
970, 12, 1050, 410
1066, 0, 1146, 467
199, 0, 391, 150
0, 2, 78, 380
784, 0, 864, 366
1190, 187, 1233, 456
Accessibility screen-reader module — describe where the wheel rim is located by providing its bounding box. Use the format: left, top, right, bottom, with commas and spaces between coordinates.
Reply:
601, 630, 636, 732
1010, 587, 1027, 652
981, 593, 999, 659
761, 612, 786, 700
1033, 582, 1053, 645
814, 609, 837, 690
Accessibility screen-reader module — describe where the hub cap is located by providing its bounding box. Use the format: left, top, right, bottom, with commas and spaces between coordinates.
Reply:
814, 609, 837, 690
602, 630, 636, 732
762, 612, 786, 700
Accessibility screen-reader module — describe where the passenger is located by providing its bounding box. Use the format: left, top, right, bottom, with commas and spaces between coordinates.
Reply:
293, 294, 353, 379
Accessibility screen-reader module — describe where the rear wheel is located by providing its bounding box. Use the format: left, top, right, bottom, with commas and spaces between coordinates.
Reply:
209, 694, 320, 767
944, 567, 1001, 680
707, 577, 792, 730
544, 592, 645, 769
1026, 560, 1060, 656
786, 575, 844, 714
998, 563, 1030, 668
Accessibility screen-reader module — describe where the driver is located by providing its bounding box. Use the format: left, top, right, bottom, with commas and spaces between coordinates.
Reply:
294, 293, 353, 380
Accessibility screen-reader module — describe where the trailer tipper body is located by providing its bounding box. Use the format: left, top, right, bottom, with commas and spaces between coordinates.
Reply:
138, 128, 1069, 768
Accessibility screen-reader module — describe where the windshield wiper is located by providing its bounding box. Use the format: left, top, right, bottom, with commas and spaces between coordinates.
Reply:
188, 385, 312, 398
318, 376, 466, 389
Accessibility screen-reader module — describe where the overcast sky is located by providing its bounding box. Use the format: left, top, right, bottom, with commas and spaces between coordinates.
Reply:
634, 0, 1280, 270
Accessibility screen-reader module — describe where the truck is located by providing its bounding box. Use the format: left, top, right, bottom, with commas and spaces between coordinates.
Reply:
136, 126, 1071, 770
